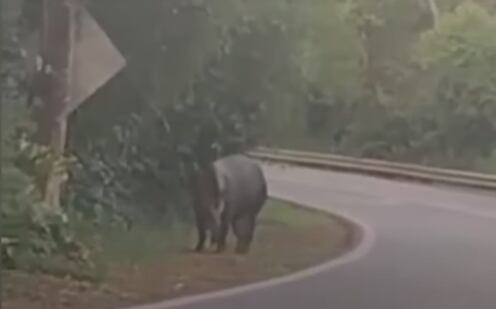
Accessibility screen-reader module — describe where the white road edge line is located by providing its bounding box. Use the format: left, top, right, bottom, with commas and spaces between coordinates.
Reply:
121, 196, 376, 309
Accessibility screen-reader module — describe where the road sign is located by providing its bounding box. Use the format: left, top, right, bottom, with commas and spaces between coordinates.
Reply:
68, 7, 126, 115
23, 6, 126, 116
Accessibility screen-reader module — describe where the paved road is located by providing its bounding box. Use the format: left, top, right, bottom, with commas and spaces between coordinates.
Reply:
132, 165, 496, 309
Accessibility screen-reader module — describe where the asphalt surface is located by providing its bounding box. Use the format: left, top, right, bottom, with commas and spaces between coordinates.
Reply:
131, 164, 496, 309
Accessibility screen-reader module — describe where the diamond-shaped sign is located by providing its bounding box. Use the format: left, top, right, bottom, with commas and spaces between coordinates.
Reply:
23, 7, 126, 116
68, 7, 126, 115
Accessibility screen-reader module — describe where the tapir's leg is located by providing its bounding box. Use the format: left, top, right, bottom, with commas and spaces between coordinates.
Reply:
216, 210, 229, 253
233, 215, 256, 254
194, 212, 207, 252
207, 217, 220, 250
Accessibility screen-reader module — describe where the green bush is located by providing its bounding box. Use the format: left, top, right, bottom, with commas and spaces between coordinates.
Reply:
1, 2, 85, 271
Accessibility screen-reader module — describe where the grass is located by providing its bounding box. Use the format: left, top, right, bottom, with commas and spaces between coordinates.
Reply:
3, 199, 352, 309
260, 199, 332, 227
91, 223, 189, 265
92, 199, 337, 266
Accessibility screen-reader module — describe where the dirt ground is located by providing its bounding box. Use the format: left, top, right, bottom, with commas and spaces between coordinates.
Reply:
3, 202, 353, 309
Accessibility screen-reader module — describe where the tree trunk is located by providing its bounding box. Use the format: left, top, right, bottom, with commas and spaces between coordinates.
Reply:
37, 0, 76, 211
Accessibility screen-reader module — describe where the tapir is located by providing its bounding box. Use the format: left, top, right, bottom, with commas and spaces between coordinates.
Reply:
191, 154, 268, 254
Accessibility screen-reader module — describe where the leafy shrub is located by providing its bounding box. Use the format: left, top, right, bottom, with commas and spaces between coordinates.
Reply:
1, 3, 86, 271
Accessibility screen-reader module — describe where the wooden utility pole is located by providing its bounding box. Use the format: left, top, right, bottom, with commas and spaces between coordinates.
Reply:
38, 0, 76, 211
27, 0, 124, 211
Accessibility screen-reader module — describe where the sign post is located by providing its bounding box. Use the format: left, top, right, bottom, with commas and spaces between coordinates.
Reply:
34, 0, 126, 210
37, 0, 75, 211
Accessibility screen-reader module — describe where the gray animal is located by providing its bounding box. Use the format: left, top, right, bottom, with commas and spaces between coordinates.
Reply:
191, 154, 268, 254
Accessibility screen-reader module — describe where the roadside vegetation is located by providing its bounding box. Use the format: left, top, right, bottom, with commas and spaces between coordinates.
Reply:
3, 200, 351, 309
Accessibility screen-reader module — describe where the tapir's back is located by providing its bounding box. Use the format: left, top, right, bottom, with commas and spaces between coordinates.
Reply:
214, 154, 267, 216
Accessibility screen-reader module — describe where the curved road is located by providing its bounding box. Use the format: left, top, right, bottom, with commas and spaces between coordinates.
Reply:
131, 164, 496, 309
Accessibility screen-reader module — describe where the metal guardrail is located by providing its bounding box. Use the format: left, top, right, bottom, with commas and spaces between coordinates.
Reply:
248, 147, 496, 191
